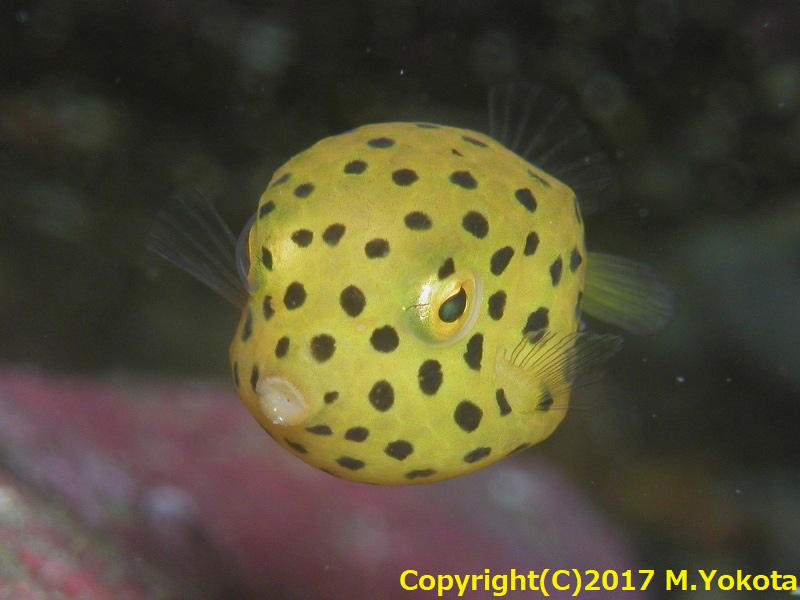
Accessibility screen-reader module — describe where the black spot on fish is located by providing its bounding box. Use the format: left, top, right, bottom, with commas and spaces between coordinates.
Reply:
367, 137, 395, 148
404, 211, 432, 230
259, 201, 275, 218
322, 223, 346, 246
291, 229, 313, 247
275, 336, 289, 358
250, 364, 259, 392
527, 169, 550, 187
345, 427, 369, 442
418, 360, 443, 395
415, 123, 439, 129
262, 295, 274, 321
462, 135, 488, 147
538, 391, 554, 411
550, 256, 563, 286
271, 173, 291, 187
450, 170, 477, 189
340, 285, 366, 317
284, 282, 306, 309
454, 400, 482, 432
385, 440, 413, 460
463, 334, 483, 370
496, 389, 512, 416
527, 329, 546, 344
284, 438, 307, 454
437, 257, 455, 280
524, 232, 539, 256
241, 309, 253, 341
507, 442, 530, 456
523, 307, 549, 334
370, 326, 399, 352
344, 160, 367, 174
451, 148, 464, 157
324, 391, 339, 404
490, 247, 514, 275
364, 238, 389, 258
261, 247, 273, 270
487, 290, 506, 320
570, 247, 583, 272
392, 168, 418, 186
306, 424, 332, 435
405, 469, 436, 479
463, 447, 491, 463
310, 334, 336, 362
462, 211, 489, 238
515, 188, 537, 212
369, 380, 394, 411
294, 183, 314, 198
337, 456, 365, 470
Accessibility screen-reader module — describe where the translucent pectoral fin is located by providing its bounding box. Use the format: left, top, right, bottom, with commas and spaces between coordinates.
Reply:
146, 187, 248, 307
583, 252, 675, 335
495, 331, 623, 414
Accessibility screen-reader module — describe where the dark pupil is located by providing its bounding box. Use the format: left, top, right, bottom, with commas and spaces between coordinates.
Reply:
438, 287, 467, 323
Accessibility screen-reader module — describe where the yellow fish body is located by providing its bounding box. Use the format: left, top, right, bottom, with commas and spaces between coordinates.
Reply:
149, 84, 672, 485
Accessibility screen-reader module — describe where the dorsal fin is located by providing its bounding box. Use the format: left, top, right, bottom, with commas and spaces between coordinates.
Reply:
488, 81, 616, 215
146, 187, 248, 307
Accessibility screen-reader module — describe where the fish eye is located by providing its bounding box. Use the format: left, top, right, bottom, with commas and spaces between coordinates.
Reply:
438, 287, 467, 323
405, 271, 482, 347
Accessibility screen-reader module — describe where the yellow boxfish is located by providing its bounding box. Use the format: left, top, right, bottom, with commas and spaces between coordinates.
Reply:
148, 83, 673, 485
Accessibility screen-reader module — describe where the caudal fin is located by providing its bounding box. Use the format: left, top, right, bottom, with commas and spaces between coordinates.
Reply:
583, 252, 674, 335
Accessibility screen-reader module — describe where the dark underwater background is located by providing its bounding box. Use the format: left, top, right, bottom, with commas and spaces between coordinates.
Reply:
1, 1, 798, 598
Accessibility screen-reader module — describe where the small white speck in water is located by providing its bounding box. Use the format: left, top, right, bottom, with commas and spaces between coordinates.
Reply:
335, 510, 390, 566
486, 467, 541, 511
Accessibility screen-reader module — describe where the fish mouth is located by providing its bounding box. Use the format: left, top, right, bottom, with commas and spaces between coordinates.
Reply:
255, 376, 310, 426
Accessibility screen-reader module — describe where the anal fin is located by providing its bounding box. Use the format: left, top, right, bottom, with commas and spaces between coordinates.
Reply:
583, 252, 674, 335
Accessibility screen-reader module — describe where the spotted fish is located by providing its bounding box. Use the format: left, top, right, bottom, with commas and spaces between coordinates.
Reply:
148, 83, 673, 485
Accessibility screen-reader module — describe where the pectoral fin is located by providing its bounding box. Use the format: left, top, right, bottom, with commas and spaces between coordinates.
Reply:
495, 330, 623, 414
583, 252, 674, 335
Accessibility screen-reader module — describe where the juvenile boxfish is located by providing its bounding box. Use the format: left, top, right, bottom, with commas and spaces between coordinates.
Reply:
148, 83, 673, 485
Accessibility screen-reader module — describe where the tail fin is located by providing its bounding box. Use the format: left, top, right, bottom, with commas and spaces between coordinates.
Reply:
583, 252, 674, 335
